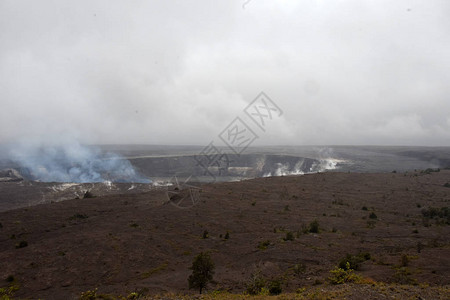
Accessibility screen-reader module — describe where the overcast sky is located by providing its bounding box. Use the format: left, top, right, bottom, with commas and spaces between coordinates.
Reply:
1, 0, 449, 147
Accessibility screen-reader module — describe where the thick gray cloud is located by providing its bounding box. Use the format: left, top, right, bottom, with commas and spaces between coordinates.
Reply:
1, 0, 449, 146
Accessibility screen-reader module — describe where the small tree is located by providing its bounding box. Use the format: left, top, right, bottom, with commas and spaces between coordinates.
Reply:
188, 252, 215, 294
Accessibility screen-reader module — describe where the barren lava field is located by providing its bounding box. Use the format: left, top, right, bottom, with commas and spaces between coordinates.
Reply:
1, 170, 450, 299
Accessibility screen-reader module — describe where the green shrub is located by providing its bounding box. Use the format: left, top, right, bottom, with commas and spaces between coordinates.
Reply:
79, 288, 98, 300
268, 279, 282, 295
309, 220, 319, 233
338, 252, 370, 270
369, 212, 378, 219
258, 240, 271, 250
400, 254, 409, 267
0, 283, 19, 300
393, 267, 417, 285
283, 231, 295, 241
421, 207, 450, 225
417, 241, 423, 253
329, 263, 362, 284
202, 230, 209, 239
70, 213, 88, 220
293, 262, 306, 276
15, 241, 28, 249
245, 271, 266, 295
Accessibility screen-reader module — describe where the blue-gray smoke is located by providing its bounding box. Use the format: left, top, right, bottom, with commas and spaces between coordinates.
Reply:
8, 142, 150, 183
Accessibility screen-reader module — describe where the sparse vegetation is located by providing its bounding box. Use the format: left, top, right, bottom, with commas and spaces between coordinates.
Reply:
69, 213, 88, 220
421, 207, 449, 224
141, 262, 168, 279
202, 230, 209, 239
422, 168, 440, 174
393, 267, 417, 285
245, 271, 283, 296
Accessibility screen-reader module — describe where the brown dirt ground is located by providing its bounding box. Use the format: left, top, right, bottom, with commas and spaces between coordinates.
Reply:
1, 171, 450, 299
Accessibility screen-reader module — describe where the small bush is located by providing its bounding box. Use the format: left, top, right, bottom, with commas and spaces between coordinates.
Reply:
224, 231, 230, 240
79, 288, 99, 300
202, 230, 209, 239
422, 168, 440, 174
309, 220, 319, 233
268, 279, 282, 295
362, 206, 368, 211
258, 240, 271, 250
246, 271, 266, 295
400, 254, 409, 267
369, 212, 378, 219
70, 213, 88, 220
0, 282, 19, 299
393, 267, 417, 285
293, 263, 306, 276
15, 241, 28, 249
417, 241, 423, 253
338, 252, 370, 270
283, 231, 295, 241
329, 263, 362, 284
444, 183, 450, 188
